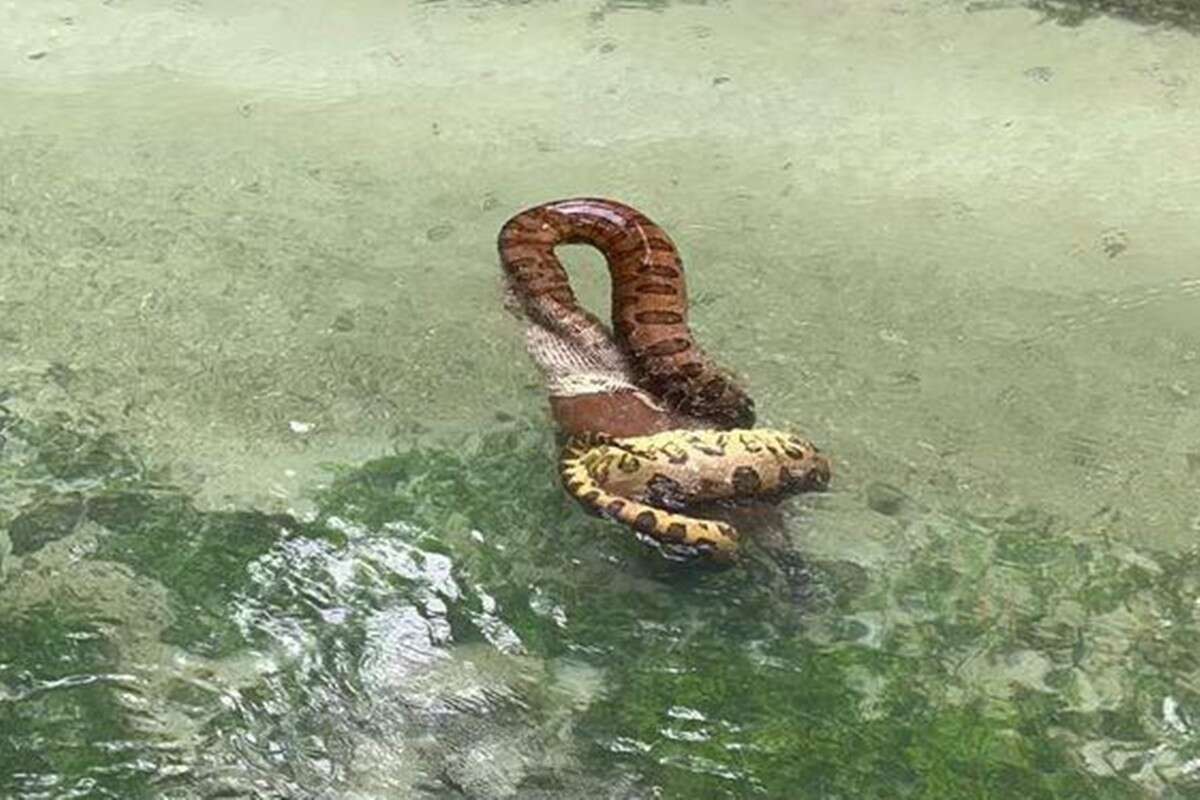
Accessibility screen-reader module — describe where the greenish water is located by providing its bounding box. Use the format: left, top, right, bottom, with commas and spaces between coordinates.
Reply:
3, 1, 1200, 797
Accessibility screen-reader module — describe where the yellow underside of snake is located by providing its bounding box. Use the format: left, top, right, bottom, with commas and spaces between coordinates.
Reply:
560, 428, 830, 562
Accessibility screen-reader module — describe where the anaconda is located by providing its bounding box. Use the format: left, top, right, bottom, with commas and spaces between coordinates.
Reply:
499, 197, 830, 561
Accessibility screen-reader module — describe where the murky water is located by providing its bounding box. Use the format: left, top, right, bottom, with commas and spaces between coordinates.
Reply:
3, 1, 1199, 797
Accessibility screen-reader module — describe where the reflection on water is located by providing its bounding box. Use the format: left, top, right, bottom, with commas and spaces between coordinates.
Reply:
2, 0, 1200, 796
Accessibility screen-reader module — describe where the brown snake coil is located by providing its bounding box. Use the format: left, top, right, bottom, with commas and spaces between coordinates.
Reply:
499, 197, 755, 429
499, 198, 830, 561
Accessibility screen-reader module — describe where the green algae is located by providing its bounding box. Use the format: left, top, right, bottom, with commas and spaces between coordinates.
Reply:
968, 0, 1200, 33
3, 405, 1200, 797
1026, 1, 1200, 32
0, 609, 153, 798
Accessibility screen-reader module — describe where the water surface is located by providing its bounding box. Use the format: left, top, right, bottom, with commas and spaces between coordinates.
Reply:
2, 1, 1199, 797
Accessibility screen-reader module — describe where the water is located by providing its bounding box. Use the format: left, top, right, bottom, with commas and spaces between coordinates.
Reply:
2, 1, 1199, 797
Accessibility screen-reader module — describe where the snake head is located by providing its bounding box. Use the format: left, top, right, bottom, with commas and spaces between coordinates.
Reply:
778, 434, 832, 493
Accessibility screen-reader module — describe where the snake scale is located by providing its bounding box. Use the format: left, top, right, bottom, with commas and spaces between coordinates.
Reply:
499, 198, 830, 561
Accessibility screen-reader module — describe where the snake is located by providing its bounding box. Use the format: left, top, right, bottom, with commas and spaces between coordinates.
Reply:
499, 198, 830, 561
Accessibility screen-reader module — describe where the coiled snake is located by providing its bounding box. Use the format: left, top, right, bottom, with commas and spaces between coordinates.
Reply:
499, 198, 830, 562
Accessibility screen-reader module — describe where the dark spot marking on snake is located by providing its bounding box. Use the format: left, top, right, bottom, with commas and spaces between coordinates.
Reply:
612, 235, 672, 255
739, 434, 763, 452
606, 499, 627, 516
617, 453, 640, 473
779, 466, 804, 489
788, 435, 819, 455
567, 479, 586, 494
662, 446, 689, 465
634, 511, 658, 533
637, 263, 681, 278
609, 248, 645, 264
664, 522, 688, 541
732, 466, 762, 494
634, 310, 684, 325
581, 489, 601, 505
634, 282, 679, 296
504, 256, 539, 272
529, 283, 572, 300
643, 337, 692, 357
782, 442, 809, 459
693, 441, 726, 457
646, 473, 687, 506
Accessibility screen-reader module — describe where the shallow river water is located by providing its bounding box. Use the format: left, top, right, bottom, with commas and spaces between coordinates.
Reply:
2, 1, 1200, 797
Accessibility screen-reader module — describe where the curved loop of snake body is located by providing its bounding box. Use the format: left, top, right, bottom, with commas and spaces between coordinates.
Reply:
499, 198, 830, 562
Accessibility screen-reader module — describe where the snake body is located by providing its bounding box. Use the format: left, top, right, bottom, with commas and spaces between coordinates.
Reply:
499, 198, 830, 561
560, 429, 829, 560
499, 197, 754, 428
